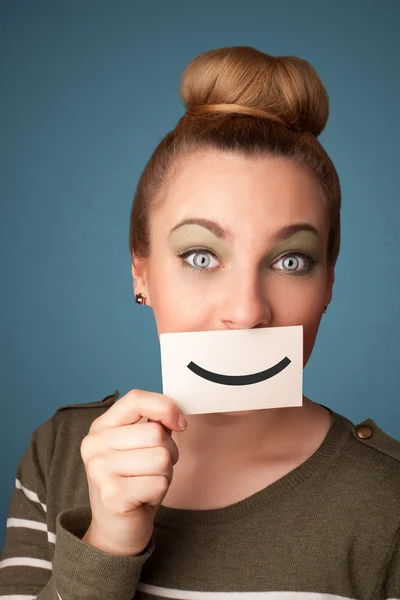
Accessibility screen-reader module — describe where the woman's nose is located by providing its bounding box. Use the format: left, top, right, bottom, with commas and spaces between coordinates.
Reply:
218, 271, 272, 330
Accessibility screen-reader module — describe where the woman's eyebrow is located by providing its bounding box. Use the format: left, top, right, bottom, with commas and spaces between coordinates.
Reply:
168, 218, 320, 243
169, 218, 232, 241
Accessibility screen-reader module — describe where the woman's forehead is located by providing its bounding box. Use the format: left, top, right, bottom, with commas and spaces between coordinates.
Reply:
154, 150, 328, 233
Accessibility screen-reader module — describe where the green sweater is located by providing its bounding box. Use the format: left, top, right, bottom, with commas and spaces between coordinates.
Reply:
0, 390, 399, 600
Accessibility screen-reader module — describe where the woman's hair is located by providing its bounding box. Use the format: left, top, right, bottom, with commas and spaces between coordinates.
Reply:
129, 46, 341, 265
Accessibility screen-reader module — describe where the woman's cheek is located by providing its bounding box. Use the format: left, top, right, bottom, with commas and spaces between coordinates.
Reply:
151, 273, 210, 334
303, 314, 324, 367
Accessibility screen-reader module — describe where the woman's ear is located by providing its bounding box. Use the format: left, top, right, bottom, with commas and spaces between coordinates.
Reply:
131, 255, 151, 306
325, 263, 335, 306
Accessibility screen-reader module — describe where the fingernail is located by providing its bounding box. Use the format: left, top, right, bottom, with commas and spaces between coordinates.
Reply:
178, 414, 187, 431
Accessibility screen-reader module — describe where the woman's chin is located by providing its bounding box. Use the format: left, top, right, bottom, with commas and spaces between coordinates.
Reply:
218, 409, 259, 416
189, 409, 264, 420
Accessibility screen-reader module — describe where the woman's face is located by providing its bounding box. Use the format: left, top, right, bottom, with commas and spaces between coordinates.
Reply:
132, 150, 334, 369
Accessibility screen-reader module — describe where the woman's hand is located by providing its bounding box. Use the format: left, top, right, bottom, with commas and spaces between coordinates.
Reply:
80, 389, 187, 556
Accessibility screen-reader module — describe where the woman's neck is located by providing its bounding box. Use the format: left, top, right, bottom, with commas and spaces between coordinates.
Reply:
164, 397, 333, 510
171, 396, 331, 467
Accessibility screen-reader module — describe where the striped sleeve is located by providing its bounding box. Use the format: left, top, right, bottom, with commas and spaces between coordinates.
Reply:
0, 415, 155, 599
0, 416, 56, 598
382, 525, 400, 599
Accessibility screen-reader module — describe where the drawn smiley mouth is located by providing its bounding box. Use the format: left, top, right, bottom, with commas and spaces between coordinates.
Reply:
186, 357, 291, 386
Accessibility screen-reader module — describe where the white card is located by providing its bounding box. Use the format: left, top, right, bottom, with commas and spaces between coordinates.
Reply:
160, 326, 303, 414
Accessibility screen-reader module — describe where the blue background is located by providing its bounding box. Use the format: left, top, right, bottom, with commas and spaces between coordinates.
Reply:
1, 0, 399, 549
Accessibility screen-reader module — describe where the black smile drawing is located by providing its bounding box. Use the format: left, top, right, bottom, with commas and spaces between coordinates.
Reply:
187, 356, 291, 386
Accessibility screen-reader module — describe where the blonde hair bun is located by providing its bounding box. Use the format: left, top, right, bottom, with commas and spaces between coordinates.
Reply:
180, 46, 329, 137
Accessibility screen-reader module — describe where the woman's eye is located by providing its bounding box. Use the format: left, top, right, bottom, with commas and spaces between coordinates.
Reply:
178, 250, 220, 271
272, 253, 314, 274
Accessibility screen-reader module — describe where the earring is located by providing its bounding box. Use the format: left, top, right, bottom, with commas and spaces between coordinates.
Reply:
135, 293, 147, 305
323, 304, 328, 314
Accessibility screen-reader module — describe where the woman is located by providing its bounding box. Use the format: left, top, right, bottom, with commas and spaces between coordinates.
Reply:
1, 46, 399, 600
